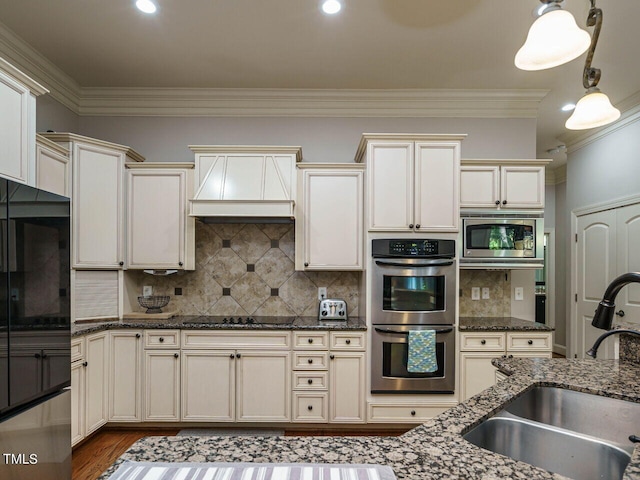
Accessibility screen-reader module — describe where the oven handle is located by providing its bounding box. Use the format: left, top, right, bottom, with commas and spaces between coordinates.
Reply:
374, 327, 454, 335
374, 260, 454, 268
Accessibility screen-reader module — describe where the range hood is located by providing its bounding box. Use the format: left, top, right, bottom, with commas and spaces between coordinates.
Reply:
189, 145, 302, 223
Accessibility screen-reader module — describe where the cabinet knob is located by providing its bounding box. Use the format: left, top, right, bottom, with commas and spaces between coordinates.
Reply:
495, 200, 500, 205
408, 224, 414, 229
508, 354, 514, 358
34, 353, 41, 359
330, 354, 335, 360
82, 361, 88, 367
308, 358, 313, 364
119, 261, 124, 266
174, 353, 179, 358
42, 353, 48, 359
502, 200, 507, 205
345, 339, 351, 345
230, 354, 235, 359
179, 262, 183, 266
616, 310, 626, 317
307, 405, 313, 411
236, 353, 241, 359
159, 337, 164, 342
415, 224, 421, 229
308, 338, 313, 343
304, 262, 309, 267
308, 379, 313, 384
527, 339, 533, 345
480, 339, 486, 345
410, 410, 416, 416
135, 333, 141, 338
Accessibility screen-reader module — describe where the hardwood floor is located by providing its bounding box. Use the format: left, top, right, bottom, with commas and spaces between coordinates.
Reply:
72, 427, 409, 480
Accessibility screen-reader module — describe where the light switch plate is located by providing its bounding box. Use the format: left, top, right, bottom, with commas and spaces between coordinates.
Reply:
143, 285, 153, 296
471, 287, 480, 300
482, 287, 490, 299
318, 287, 327, 300
514, 287, 524, 301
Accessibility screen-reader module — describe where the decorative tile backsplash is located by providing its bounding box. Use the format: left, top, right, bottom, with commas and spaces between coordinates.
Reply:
126, 223, 360, 317
459, 270, 511, 317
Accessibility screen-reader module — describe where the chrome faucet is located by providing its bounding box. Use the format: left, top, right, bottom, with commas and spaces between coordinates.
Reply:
586, 329, 640, 358
591, 272, 640, 330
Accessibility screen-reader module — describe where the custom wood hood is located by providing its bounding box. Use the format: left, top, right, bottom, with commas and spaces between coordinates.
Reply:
189, 145, 302, 223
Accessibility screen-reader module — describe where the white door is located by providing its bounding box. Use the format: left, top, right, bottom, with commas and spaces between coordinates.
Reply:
459, 166, 500, 209
575, 210, 617, 359
328, 352, 365, 423
109, 331, 142, 422
84, 332, 108, 435
615, 203, 640, 325
144, 350, 180, 421
70, 361, 85, 447
500, 166, 545, 209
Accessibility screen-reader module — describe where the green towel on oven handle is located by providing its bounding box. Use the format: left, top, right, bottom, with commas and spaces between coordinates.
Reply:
407, 329, 438, 373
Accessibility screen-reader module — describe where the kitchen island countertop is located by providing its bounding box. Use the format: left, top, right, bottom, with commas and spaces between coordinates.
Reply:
98, 356, 640, 479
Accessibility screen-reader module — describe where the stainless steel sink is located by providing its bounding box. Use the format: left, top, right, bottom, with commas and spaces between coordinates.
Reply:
463, 386, 640, 480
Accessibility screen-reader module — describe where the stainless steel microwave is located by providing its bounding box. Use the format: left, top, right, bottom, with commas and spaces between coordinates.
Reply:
460, 215, 544, 267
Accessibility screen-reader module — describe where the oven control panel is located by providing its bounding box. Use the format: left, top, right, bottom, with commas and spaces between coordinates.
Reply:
372, 239, 455, 258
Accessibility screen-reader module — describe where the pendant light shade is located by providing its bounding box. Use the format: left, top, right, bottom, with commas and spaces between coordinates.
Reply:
565, 88, 621, 130
515, 9, 591, 71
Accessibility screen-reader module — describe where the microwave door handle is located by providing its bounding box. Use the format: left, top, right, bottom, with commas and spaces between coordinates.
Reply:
374, 327, 454, 335
374, 260, 455, 268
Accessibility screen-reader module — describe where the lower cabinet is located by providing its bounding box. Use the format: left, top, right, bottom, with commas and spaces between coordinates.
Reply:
70, 331, 108, 447
109, 330, 143, 422
459, 331, 552, 401
144, 350, 181, 422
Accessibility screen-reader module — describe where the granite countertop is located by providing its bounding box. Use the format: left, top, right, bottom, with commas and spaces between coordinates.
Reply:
99, 357, 640, 480
459, 316, 554, 332
72, 316, 366, 337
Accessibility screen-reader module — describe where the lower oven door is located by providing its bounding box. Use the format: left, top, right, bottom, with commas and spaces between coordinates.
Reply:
371, 324, 455, 394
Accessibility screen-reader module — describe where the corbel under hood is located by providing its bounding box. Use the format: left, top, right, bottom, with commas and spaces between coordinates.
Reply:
189, 145, 302, 223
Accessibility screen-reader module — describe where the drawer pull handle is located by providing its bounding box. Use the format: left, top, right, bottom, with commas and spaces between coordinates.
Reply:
527, 340, 533, 345
345, 339, 351, 345
308, 358, 313, 364
159, 337, 164, 343
307, 405, 313, 411
480, 339, 486, 345
308, 338, 313, 343
410, 410, 416, 416
308, 379, 313, 384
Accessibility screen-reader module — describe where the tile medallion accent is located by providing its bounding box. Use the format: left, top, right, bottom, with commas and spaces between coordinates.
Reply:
124, 223, 360, 317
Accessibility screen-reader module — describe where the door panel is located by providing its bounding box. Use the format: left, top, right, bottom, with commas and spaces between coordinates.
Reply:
616, 203, 640, 324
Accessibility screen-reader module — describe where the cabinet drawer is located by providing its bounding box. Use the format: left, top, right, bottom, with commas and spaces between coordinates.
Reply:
367, 402, 456, 423
293, 371, 328, 390
292, 393, 328, 423
329, 331, 365, 351
71, 337, 84, 363
182, 331, 290, 349
293, 332, 329, 350
459, 332, 505, 351
506, 333, 552, 352
144, 330, 180, 349
293, 352, 328, 370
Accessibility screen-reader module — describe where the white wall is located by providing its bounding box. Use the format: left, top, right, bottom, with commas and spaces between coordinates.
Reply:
36, 95, 79, 133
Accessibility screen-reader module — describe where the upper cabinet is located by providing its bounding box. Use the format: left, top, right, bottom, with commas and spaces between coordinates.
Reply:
460, 160, 549, 210
35, 134, 70, 197
41, 133, 144, 269
295, 164, 365, 271
125, 163, 195, 270
0, 57, 48, 186
355, 134, 465, 232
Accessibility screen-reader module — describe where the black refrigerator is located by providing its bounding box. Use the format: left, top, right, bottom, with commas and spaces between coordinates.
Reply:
0, 178, 71, 479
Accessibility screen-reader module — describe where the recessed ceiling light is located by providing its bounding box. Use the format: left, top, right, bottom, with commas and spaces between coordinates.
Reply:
321, 0, 342, 15
136, 0, 157, 14
561, 103, 576, 112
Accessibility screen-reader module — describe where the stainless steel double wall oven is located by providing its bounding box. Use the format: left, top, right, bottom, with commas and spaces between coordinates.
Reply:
371, 239, 456, 394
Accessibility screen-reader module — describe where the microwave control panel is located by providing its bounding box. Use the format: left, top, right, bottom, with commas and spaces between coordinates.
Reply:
372, 239, 456, 258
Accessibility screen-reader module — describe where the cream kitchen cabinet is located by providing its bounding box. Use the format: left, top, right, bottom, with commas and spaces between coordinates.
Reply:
181, 331, 291, 423
355, 134, 465, 233
109, 330, 143, 422
460, 160, 548, 210
35, 134, 70, 197
125, 163, 195, 270
295, 164, 364, 271
459, 331, 552, 400
143, 330, 181, 422
41, 133, 144, 269
0, 58, 47, 186
70, 331, 109, 447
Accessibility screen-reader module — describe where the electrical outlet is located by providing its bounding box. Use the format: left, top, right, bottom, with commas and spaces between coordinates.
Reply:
143, 285, 153, 297
318, 287, 327, 300
514, 287, 524, 301
471, 287, 480, 301
482, 287, 490, 300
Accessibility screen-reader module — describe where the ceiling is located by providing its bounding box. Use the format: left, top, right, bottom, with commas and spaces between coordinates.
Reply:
0, 0, 638, 167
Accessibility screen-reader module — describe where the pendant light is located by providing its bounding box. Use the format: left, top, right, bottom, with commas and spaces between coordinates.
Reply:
515, 0, 591, 71
566, 1, 620, 130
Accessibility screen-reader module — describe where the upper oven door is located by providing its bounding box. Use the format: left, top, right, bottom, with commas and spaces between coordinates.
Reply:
463, 218, 537, 259
372, 257, 456, 325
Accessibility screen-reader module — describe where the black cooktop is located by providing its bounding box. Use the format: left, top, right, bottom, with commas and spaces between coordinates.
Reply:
183, 316, 296, 325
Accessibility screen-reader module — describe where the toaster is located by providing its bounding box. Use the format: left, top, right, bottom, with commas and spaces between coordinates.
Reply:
318, 298, 348, 321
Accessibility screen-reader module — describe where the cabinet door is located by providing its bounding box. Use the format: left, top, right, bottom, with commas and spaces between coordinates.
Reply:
0, 69, 35, 185
36, 141, 70, 197
72, 142, 125, 268
144, 350, 180, 421
85, 332, 108, 435
367, 142, 414, 231
460, 166, 500, 208
500, 166, 545, 209
329, 352, 365, 423
414, 141, 460, 231
181, 350, 235, 421
459, 352, 500, 401
70, 361, 85, 447
109, 331, 142, 422
236, 351, 290, 422
127, 168, 190, 269
299, 168, 363, 270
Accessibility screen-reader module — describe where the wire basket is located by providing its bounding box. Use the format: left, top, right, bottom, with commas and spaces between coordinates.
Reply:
137, 295, 170, 314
